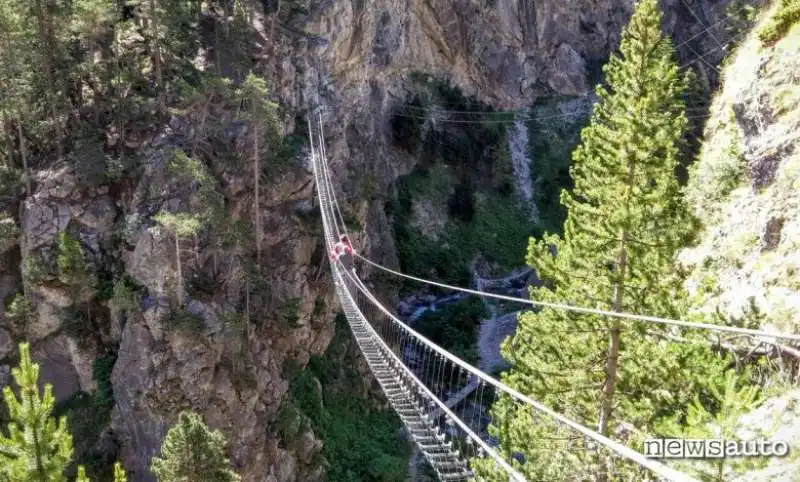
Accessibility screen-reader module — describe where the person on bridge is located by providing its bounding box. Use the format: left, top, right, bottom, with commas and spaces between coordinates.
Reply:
330, 234, 356, 274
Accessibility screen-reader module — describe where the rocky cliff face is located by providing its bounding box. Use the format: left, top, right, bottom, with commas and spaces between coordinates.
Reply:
682, 3, 800, 340
0, 0, 743, 481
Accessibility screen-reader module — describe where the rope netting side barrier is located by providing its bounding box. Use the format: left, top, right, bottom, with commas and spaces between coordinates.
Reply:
308, 114, 698, 482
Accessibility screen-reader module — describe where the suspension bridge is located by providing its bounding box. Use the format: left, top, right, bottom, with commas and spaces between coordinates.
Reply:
306, 112, 799, 481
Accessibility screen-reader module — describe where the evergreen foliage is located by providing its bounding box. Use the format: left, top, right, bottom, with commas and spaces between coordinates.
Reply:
151, 411, 241, 482
237, 73, 280, 266
0, 343, 73, 481
758, 0, 800, 44
0, 342, 126, 482
656, 370, 766, 481
415, 298, 486, 365
477, 1, 732, 479
57, 232, 91, 300
4, 292, 33, 333
113, 462, 127, 482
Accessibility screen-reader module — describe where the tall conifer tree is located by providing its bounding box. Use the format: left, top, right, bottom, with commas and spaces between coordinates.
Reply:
478, 1, 730, 480
151, 411, 241, 482
0, 343, 129, 481
0, 343, 74, 481
237, 74, 279, 267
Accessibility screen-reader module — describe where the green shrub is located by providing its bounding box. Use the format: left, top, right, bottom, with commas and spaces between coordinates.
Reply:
0, 213, 19, 251
92, 351, 117, 419
282, 357, 304, 381
274, 134, 305, 167
23, 251, 58, 284
340, 209, 362, 231
273, 403, 304, 443
685, 107, 746, 218
312, 296, 325, 316
415, 298, 486, 365
0, 165, 22, 200
275, 311, 410, 481
758, 0, 800, 44
165, 309, 205, 335
3, 293, 32, 334
112, 275, 144, 314
185, 269, 222, 300
91, 268, 116, 302
278, 298, 302, 328
526, 96, 591, 233
288, 370, 409, 482
63, 309, 94, 342
52, 350, 119, 479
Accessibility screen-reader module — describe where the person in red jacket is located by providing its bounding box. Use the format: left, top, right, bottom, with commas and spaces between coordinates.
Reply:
330, 234, 356, 273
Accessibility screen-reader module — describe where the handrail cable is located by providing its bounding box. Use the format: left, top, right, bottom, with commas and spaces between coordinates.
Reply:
318, 111, 351, 242
353, 253, 800, 343
311, 115, 699, 482
337, 265, 526, 482
311, 112, 800, 344
339, 260, 700, 482
310, 118, 521, 480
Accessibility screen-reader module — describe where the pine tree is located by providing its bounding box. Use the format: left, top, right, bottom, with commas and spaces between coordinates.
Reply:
57, 231, 94, 325
151, 411, 241, 482
0, 343, 130, 482
477, 1, 731, 480
656, 370, 763, 481
57, 232, 90, 294
126, 0, 199, 106
0, 342, 74, 481
75, 464, 129, 482
153, 148, 226, 307
113, 462, 128, 482
28, 0, 73, 160
3, 292, 32, 333
153, 211, 202, 307
237, 74, 279, 267
76, 467, 90, 482
0, 0, 35, 194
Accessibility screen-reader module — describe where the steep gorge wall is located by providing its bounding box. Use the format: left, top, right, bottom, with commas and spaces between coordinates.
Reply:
682, 4, 800, 338
0, 1, 743, 481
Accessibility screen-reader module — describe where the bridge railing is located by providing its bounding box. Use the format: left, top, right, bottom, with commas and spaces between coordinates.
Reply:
340, 263, 674, 481
308, 113, 696, 482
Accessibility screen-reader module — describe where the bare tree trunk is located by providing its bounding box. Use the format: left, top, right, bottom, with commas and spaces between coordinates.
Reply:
34, 0, 64, 160
597, 156, 635, 482
17, 120, 31, 195
2, 112, 13, 169
254, 120, 261, 265
192, 97, 212, 157
270, 0, 281, 55
599, 234, 627, 435
245, 274, 251, 343
175, 234, 184, 307
213, 3, 222, 75
149, 0, 162, 86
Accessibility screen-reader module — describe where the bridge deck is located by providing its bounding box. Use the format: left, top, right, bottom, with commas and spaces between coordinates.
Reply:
341, 287, 474, 481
